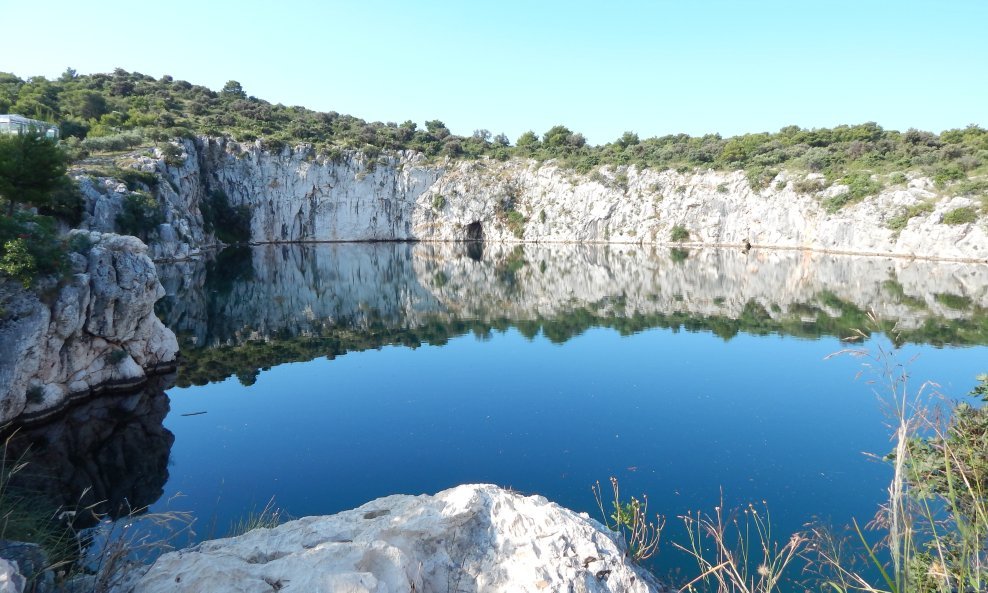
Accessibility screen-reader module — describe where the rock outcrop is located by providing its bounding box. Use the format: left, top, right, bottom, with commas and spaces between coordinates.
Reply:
74, 139, 988, 262
128, 484, 663, 593
0, 232, 178, 424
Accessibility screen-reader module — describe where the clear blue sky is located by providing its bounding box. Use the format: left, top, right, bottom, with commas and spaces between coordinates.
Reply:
3, 0, 986, 144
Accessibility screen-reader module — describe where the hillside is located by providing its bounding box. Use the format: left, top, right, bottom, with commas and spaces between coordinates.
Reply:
2, 68, 987, 192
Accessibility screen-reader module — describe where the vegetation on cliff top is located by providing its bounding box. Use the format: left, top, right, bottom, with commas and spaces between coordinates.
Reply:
0, 132, 83, 288
2, 69, 987, 190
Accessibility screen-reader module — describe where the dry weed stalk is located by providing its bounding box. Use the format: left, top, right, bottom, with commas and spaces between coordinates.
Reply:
675, 500, 806, 593
593, 476, 664, 562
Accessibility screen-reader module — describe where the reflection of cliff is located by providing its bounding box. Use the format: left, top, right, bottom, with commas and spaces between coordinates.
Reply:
2, 375, 175, 522
155, 244, 988, 386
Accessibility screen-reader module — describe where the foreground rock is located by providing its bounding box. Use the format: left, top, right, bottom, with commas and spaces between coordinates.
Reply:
130, 484, 663, 593
0, 232, 178, 424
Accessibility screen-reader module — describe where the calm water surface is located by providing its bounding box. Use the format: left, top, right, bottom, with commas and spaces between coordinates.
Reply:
17, 242, 988, 579
153, 243, 988, 567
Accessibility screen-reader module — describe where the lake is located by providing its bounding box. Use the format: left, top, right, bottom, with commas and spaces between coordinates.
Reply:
12, 242, 988, 579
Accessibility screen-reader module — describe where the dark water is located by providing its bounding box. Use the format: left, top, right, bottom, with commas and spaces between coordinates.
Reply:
13, 242, 988, 579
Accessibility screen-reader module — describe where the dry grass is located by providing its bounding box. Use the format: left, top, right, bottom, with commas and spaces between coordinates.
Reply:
593, 476, 664, 562
675, 499, 806, 593
806, 317, 988, 593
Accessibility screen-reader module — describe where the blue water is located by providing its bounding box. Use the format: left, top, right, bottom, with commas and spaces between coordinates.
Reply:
157, 330, 984, 547
143, 243, 988, 580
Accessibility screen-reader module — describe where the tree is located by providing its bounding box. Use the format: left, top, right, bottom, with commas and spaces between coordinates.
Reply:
616, 131, 640, 149
516, 131, 540, 150
425, 120, 450, 140
0, 132, 69, 216
221, 80, 247, 100
542, 125, 574, 149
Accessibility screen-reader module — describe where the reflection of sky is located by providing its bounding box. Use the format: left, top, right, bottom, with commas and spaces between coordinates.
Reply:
156, 325, 988, 570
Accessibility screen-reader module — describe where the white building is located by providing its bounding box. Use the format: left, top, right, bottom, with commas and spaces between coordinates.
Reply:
0, 114, 59, 139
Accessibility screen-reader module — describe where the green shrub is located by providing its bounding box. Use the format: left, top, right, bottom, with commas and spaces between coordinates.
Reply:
745, 166, 777, 191
942, 206, 978, 225
793, 177, 825, 194
614, 172, 629, 192
505, 210, 526, 239
117, 169, 159, 192
39, 177, 84, 225
0, 213, 69, 287
117, 191, 163, 238
822, 192, 854, 214
822, 172, 883, 213
841, 172, 883, 200
670, 225, 689, 242
935, 292, 973, 310
717, 182, 729, 194
1, 238, 37, 287
887, 201, 935, 231
66, 232, 93, 255
160, 143, 185, 167
5, 68, 988, 186
432, 194, 446, 210
933, 164, 966, 189
889, 172, 908, 185
200, 189, 251, 244
81, 130, 144, 152
951, 178, 988, 197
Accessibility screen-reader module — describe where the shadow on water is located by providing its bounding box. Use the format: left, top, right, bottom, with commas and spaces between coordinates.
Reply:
2, 374, 175, 526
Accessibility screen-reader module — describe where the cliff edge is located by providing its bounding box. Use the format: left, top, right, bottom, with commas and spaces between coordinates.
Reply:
0, 232, 178, 424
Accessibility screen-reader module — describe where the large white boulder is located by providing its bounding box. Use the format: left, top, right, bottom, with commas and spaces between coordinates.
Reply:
131, 484, 663, 593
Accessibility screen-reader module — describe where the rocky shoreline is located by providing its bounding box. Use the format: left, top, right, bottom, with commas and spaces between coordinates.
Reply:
0, 232, 178, 425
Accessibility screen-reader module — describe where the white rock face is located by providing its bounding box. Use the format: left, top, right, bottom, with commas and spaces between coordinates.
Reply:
186, 140, 987, 261
0, 558, 25, 593
75, 142, 215, 261
196, 138, 442, 242
78, 139, 988, 262
0, 232, 178, 424
130, 484, 662, 593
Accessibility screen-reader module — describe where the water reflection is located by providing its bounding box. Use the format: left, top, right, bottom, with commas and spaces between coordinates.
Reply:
2, 375, 175, 523
155, 244, 988, 386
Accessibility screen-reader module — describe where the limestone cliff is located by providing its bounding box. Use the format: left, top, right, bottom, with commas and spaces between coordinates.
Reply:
75, 138, 988, 262
0, 232, 178, 424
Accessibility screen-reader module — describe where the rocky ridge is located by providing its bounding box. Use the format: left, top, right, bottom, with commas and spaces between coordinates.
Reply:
0, 232, 178, 424
75, 138, 988, 262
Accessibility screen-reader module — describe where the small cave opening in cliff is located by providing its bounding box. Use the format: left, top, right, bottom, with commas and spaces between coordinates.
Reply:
465, 221, 484, 242
465, 221, 484, 261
